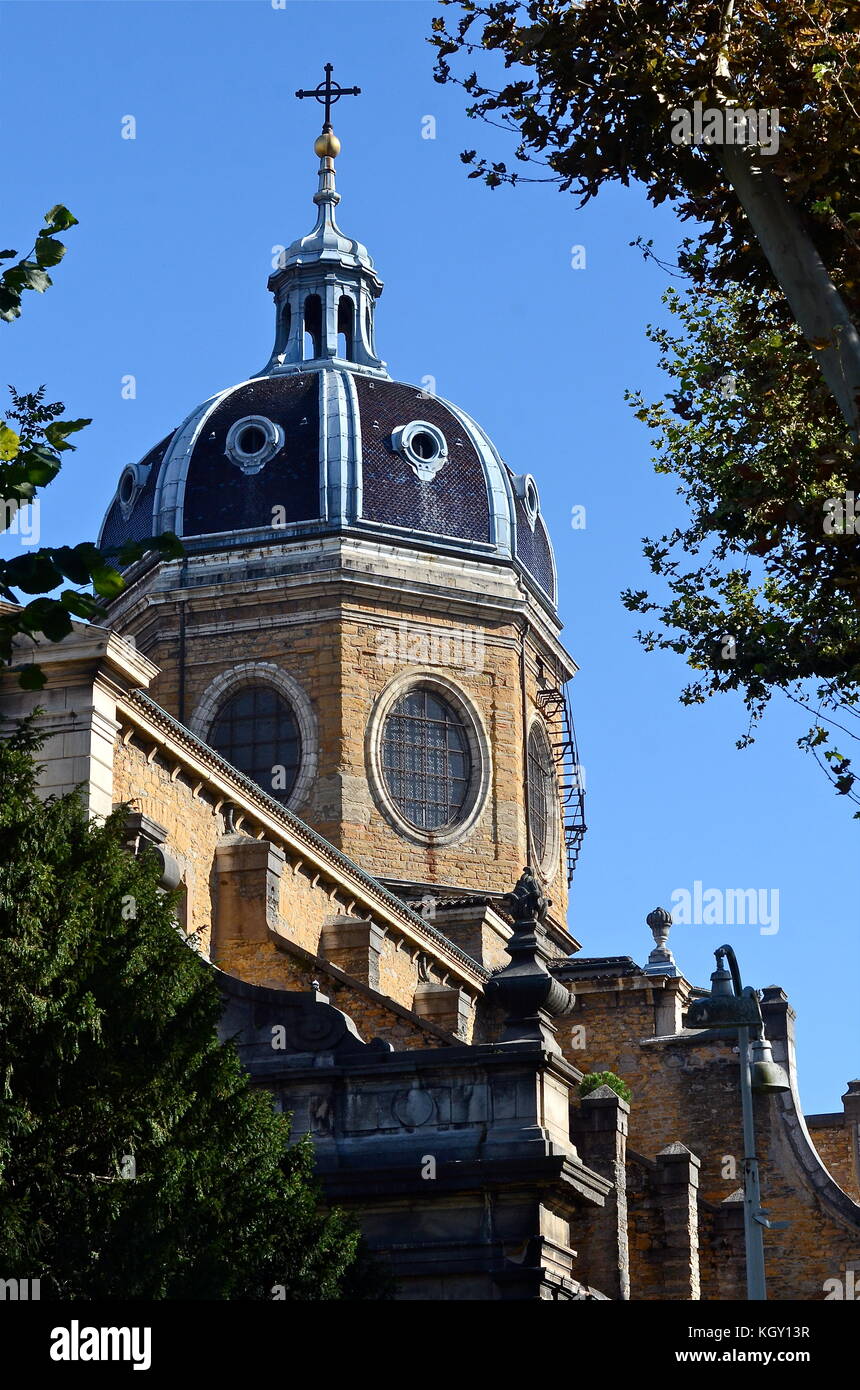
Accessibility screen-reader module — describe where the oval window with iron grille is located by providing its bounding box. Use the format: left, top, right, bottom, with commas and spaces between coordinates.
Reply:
381, 686, 472, 830
527, 722, 557, 870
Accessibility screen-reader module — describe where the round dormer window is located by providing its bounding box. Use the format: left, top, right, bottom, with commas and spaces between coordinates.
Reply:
116, 462, 149, 520
119, 468, 137, 507
525, 478, 539, 520
391, 420, 449, 482
237, 424, 266, 455
225, 416, 283, 475
513, 472, 541, 530
411, 431, 439, 462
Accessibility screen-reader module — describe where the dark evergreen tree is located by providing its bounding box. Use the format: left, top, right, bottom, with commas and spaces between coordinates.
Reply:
0, 718, 367, 1299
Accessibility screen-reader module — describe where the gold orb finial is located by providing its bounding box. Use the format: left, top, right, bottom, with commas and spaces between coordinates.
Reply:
314, 128, 341, 159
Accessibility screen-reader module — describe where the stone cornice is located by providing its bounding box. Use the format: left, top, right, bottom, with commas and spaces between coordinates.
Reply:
6, 620, 158, 696
104, 536, 575, 676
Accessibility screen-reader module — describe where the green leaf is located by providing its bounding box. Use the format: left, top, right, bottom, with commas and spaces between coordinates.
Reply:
60, 589, 105, 620
4, 261, 51, 294
34, 236, 66, 269
3, 552, 64, 595
17, 596, 74, 641
17, 446, 61, 487
44, 418, 91, 451
90, 563, 126, 599
0, 424, 20, 460
51, 545, 96, 586
0, 286, 22, 321
37, 605, 74, 641
154, 531, 183, 560
43, 204, 78, 232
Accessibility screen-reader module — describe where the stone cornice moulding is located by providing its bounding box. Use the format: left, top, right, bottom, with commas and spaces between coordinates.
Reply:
118, 604, 519, 651
103, 536, 569, 648
6, 622, 159, 697
106, 566, 576, 681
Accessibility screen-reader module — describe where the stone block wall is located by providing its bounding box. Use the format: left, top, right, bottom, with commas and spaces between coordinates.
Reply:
805, 1081, 860, 1202
114, 734, 227, 952
555, 966, 860, 1300
105, 540, 572, 917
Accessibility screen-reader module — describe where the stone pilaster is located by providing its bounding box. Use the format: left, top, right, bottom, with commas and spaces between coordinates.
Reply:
656, 1141, 701, 1300
213, 835, 284, 945
570, 1085, 630, 1299
1, 620, 157, 820
320, 916, 386, 990
412, 982, 471, 1039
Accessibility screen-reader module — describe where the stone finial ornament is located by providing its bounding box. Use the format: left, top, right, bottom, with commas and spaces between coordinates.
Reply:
504, 865, 551, 926
644, 906, 679, 977
487, 868, 571, 1051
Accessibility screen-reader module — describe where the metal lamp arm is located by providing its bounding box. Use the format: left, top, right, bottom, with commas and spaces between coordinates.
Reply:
716, 943, 743, 997
717, 943, 766, 1040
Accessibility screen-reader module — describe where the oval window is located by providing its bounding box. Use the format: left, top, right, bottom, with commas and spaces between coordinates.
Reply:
381, 687, 471, 830
527, 722, 557, 869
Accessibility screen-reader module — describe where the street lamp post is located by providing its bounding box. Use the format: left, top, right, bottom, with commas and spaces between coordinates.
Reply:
685, 943, 790, 1301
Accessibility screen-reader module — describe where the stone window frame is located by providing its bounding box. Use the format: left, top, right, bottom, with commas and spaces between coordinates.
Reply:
390, 420, 449, 482
512, 472, 541, 531
366, 670, 491, 847
526, 715, 561, 884
117, 461, 149, 520
189, 662, 317, 813
224, 415, 284, 475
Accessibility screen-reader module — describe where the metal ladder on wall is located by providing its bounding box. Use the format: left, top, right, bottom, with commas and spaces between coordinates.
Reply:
536, 682, 587, 884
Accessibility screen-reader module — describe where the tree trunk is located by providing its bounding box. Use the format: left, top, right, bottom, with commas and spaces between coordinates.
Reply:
719, 143, 860, 440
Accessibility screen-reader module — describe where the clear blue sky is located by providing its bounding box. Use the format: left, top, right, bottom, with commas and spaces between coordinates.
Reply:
3, 0, 857, 1113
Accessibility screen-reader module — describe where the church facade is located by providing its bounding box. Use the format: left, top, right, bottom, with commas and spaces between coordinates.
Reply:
2, 114, 858, 1300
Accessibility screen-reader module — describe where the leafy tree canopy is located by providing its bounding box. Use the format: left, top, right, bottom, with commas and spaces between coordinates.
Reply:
624, 285, 860, 809
432, 2, 860, 808
1, 210, 181, 689
0, 719, 369, 1299
431, 1, 859, 311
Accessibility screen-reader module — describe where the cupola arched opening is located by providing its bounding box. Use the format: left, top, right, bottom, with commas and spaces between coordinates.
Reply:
337, 294, 355, 359
303, 293, 322, 360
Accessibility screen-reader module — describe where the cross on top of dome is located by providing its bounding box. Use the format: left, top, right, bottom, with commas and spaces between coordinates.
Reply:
295, 62, 361, 132
264, 62, 384, 375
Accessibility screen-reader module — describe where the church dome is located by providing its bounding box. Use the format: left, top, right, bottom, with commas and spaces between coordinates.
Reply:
99, 129, 557, 608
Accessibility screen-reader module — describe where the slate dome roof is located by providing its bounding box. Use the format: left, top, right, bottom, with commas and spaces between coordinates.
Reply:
99, 134, 557, 607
